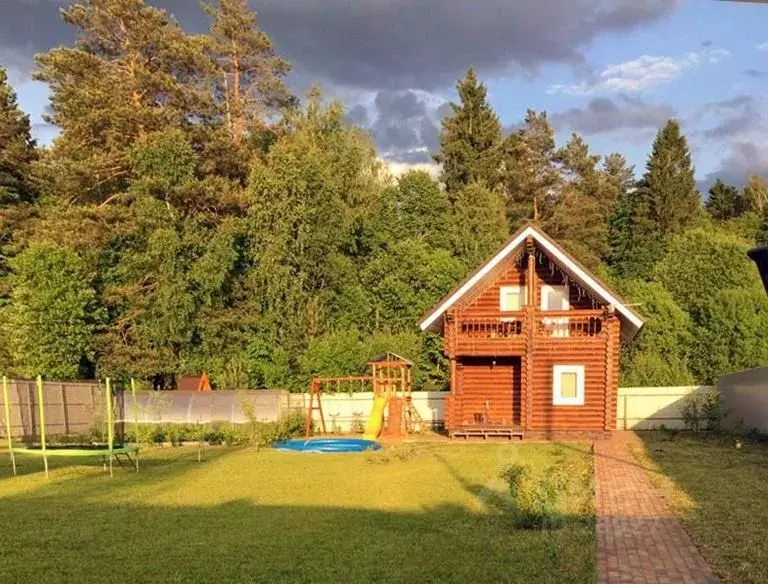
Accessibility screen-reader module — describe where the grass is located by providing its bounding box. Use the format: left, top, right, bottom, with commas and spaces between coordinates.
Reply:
639, 431, 768, 584
0, 442, 594, 584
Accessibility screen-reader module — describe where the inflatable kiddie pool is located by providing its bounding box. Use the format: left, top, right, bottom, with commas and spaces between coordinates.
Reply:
272, 438, 381, 453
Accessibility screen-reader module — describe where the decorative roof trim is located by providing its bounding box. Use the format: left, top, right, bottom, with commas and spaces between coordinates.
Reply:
418, 225, 644, 332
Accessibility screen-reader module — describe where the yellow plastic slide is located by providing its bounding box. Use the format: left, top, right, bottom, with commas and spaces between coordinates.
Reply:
363, 394, 388, 440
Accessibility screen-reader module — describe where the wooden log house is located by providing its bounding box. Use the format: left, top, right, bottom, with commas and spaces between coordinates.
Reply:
419, 224, 644, 439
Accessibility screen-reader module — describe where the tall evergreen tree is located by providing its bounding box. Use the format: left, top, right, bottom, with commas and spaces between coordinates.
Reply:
0, 67, 37, 205
609, 120, 700, 278
433, 68, 502, 194
203, 0, 295, 145
602, 153, 635, 210
547, 134, 612, 266
502, 110, 561, 227
706, 178, 746, 221
639, 120, 700, 232
34, 0, 210, 203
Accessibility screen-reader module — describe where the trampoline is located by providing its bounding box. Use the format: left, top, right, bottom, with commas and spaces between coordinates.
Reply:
272, 438, 381, 453
1, 376, 141, 478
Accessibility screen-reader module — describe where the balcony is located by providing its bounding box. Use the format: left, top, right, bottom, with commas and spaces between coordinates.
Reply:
445, 310, 606, 356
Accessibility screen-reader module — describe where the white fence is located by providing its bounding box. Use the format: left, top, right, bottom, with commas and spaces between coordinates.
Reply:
297, 386, 716, 432
0, 382, 730, 435
298, 391, 445, 431
616, 386, 715, 430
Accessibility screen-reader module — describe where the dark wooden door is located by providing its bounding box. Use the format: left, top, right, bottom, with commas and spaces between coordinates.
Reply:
457, 357, 520, 426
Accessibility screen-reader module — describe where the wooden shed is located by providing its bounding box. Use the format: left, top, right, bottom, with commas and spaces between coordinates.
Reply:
419, 224, 644, 438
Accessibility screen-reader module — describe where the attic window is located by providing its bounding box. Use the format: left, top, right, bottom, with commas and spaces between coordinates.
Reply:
541, 285, 569, 311
500, 286, 526, 311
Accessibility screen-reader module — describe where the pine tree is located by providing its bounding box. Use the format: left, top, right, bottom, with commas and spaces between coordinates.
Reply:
706, 178, 747, 221
433, 68, 502, 194
502, 110, 561, 227
609, 120, 700, 278
547, 134, 612, 266
34, 0, 210, 203
0, 67, 37, 205
203, 0, 295, 144
602, 153, 635, 210
636, 120, 700, 235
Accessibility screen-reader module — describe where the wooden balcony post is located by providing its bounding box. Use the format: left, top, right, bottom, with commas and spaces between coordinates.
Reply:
524, 238, 536, 431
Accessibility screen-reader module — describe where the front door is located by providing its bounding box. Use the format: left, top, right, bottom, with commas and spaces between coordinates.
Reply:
457, 357, 520, 426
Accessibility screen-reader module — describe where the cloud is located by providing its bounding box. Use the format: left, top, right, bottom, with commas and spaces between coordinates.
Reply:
756, 41, 768, 51
1, 0, 681, 91
345, 89, 447, 164
693, 95, 768, 189
548, 48, 730, 95
693, 95, 760, 140
551, 96, 675, 134
344, 104, 369, 127
743, 68, 767, 78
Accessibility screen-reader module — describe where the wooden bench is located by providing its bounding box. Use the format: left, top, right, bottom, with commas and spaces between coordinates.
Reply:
449, 426, 524, 440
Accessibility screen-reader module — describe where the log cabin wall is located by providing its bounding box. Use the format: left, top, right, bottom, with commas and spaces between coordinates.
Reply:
529, 339, 608, 431
454, 357, 521, 426
442, 240, 622, 434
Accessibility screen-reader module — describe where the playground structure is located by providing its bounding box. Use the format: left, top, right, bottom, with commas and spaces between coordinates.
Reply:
1, 376, 139, 478
304, 353, 424, 439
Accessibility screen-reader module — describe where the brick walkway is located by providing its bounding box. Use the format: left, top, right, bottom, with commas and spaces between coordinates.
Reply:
595, 432, 719, 584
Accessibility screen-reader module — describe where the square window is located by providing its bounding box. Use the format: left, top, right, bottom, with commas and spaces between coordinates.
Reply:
541, 285, 569, 311
553, 365, 584, 406
500, 286, 526, 311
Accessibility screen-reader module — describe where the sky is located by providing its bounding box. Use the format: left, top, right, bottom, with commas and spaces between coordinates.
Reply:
2, 0, 767, 190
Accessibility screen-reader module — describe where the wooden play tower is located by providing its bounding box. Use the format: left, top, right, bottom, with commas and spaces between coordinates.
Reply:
304, 352, 424, 438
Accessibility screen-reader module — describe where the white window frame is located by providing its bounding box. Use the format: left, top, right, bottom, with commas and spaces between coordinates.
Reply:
552, 365, 585, 406
540, 284, 569, 311
499, 285, 526, 312
541, 285, 570, 337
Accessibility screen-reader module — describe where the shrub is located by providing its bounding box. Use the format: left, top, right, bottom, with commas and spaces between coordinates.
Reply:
275, 411, 307, 440
500, 462, 568, 529
681, 391, 727, 432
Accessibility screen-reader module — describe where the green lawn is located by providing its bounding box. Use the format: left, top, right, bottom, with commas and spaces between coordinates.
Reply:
638, 432, 768, 584
0, 442, 594, 584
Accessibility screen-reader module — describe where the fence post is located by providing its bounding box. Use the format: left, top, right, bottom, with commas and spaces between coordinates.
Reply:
3, 376, 16, 476
623, 393, 628, 431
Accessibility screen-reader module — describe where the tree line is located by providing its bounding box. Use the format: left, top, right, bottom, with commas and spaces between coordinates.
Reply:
1, 0, 767, 389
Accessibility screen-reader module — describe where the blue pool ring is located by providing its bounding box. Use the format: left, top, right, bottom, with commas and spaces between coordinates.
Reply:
272, 438, 382, 453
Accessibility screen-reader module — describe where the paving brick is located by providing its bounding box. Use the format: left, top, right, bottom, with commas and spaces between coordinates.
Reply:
595, 432, 719, 584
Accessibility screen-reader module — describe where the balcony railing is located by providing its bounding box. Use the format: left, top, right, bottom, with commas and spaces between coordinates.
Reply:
457, 315, 525, 338
535, 311, 604, 338
447, 310, 606, 350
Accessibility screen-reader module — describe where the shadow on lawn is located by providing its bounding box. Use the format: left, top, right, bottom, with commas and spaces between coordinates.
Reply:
0, 499, 596, 584
0, 448, 596, 584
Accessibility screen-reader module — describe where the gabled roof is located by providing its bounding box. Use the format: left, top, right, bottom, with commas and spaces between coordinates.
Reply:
418, 224, 644, 336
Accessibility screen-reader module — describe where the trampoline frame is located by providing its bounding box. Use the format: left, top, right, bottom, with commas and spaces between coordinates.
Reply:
2, 376, 141, 478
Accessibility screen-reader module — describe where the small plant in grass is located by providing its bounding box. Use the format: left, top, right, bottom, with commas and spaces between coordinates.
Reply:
365, 450, 390, 464
500, 462, 567, 529
390, 443, 416, 461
